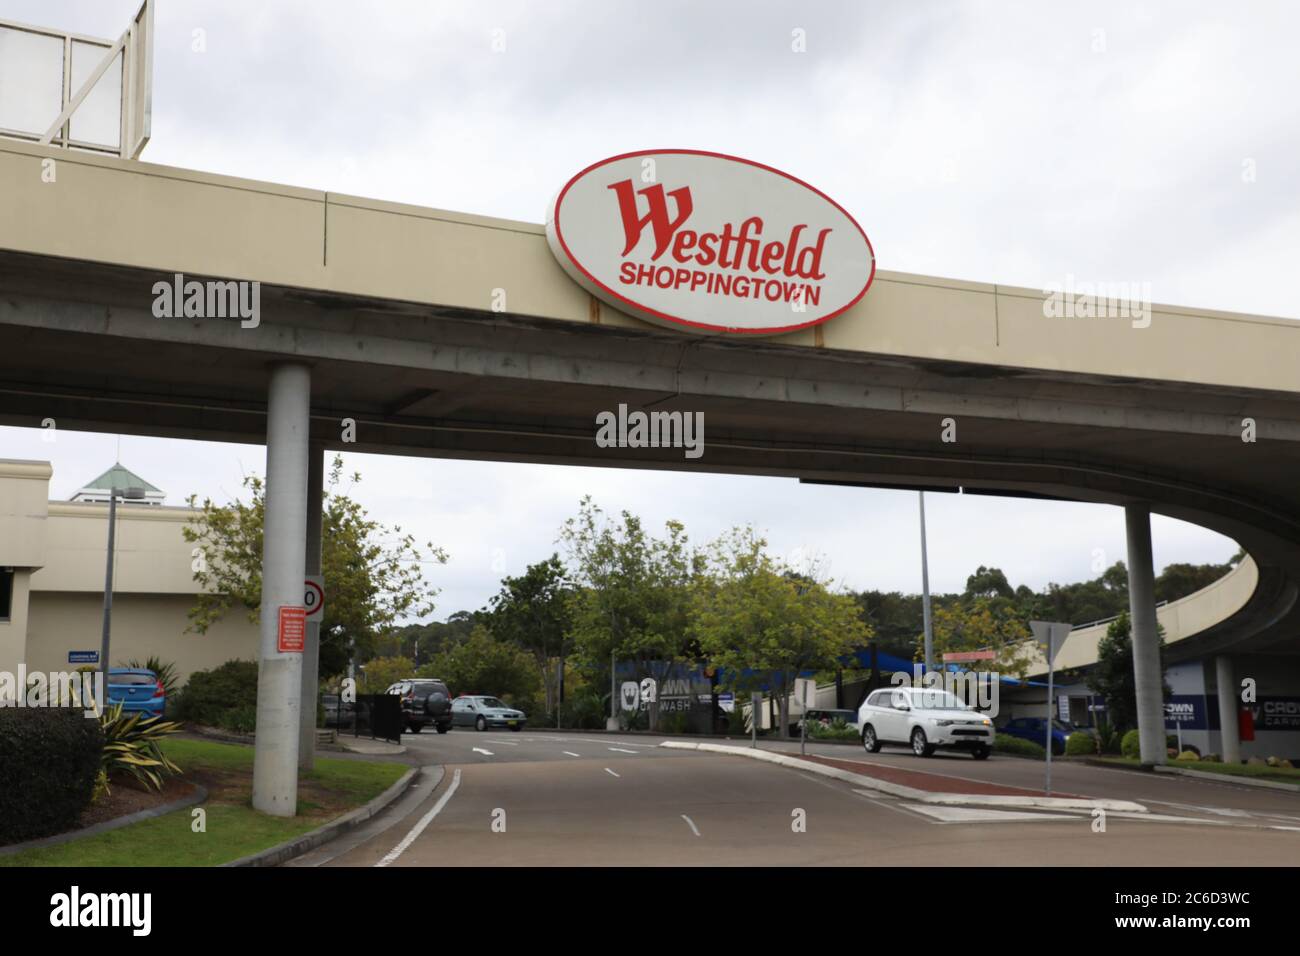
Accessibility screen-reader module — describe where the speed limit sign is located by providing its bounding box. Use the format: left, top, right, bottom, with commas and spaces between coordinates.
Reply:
304, 576, 325, 619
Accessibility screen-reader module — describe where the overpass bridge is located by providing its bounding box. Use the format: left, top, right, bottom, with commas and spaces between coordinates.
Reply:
2, 138, 1298, 809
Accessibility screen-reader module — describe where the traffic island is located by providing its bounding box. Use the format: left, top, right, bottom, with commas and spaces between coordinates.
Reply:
660, 741, 1147, 812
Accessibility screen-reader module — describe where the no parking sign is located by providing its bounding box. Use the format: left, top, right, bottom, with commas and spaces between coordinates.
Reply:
304, 576, 325, 619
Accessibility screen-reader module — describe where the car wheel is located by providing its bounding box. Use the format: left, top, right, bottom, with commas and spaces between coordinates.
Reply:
407, 722, 421, 734
972, 745, 991, 760
510, 724, 521, 732
436, 722, 450, 734
911, 727, 935, 757
475, 715, 487, 731
862, 724, 882, 753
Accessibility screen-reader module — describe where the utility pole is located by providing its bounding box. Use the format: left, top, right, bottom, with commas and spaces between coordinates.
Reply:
100, 485, 146, 678
919, 491, 934, 673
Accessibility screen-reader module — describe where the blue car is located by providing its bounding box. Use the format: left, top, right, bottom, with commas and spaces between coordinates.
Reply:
999, 717, 1077, 755
106, 667, 166, 719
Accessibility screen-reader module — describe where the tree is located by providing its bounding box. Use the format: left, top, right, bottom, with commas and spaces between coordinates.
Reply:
488, 555, 573, 719
1091, 611, 1170, 731
924, 595, 1036, 679
1155, 562, 1233, 604
183, 456, 446, 678
964, 566, 1014, 600
560, 497, 701, 730
357, 655, 415, 694
692, 527, 869, 738
422, 625, 541, 705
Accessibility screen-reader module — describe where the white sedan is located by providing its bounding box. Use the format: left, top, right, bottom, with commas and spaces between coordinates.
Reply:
858, 686, 994, 759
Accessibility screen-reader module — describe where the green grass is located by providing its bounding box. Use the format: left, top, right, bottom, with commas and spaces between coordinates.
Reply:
1, 737, 407, 867
1095, 755, 1300, 785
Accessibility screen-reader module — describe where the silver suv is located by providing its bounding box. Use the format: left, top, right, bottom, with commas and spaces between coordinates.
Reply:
858, 686, 994, 759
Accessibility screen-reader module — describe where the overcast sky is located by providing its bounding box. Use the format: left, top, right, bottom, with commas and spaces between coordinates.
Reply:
4, 0, 1295, 617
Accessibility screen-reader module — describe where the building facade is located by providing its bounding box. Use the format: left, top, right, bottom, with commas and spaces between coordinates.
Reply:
0, 459, 257, 692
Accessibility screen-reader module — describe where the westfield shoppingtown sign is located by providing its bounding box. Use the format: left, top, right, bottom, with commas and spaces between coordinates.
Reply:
545, 149, 876, 335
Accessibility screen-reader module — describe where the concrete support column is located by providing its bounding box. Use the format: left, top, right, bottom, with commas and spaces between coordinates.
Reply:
1124, 504, 1166, 766
252, 362, 311, 817
299, 444, 325, 771
1215, 655, 1240, 765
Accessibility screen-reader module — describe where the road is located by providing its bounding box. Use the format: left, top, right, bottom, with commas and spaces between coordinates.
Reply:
297, 729, 1300, 867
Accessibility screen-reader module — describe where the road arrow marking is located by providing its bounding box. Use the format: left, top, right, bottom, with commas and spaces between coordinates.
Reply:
681, 814, 701, 836
472, 747, 494, 756
563, 751, 581, 757
605, 768, 620, 777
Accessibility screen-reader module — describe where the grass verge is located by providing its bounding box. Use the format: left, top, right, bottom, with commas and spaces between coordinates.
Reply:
1, 736, 406, 867
1094, 755, 1300, 784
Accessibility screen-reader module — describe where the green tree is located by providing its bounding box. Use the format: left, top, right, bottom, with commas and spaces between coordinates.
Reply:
183, 456, 446, 678
1091, 611, 1170, 731
488, 555, 573, 719
357, 655, 415, 694
423, 625, 541, 705
692, 527, 869, 738
560, 497, 701, 730
924, 595, 1036, 679
964, 566, 1014, 599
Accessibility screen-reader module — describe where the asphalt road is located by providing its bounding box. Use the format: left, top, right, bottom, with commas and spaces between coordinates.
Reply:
296, 729, 1300, 867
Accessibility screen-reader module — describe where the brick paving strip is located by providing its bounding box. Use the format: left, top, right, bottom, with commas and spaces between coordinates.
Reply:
781, 752, 1080, 798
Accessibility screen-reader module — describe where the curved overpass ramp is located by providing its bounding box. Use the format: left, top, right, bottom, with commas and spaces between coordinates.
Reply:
1, 139, 1299, 671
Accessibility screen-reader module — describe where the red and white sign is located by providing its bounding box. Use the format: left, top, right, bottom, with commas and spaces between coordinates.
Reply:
304, 576, 325, 619
546, 149, 875, 336
942, 650, 997, 663
277, 606, 306, 653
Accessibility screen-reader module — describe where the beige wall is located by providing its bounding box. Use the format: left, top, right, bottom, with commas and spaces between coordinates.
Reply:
32, 502, 207, 594
0, 459, 51, 568
25, 591, 257, 686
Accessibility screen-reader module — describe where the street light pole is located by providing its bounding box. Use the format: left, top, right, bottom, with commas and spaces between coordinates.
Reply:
919, 492, 934, 674
99, 485, 146, 677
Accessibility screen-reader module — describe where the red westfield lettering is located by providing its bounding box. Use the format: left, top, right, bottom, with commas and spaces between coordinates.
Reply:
607, 178, 831, 280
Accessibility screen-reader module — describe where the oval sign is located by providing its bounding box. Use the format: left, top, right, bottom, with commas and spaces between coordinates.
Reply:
546, 149, 875, 336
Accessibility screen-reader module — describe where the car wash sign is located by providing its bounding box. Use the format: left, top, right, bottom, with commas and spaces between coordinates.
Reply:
546, 150, 875, 335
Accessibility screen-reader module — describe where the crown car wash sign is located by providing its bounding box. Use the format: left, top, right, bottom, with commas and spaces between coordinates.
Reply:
546, 150, 875, 335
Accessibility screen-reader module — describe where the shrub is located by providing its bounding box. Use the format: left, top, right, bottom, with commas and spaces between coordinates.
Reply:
994, 733, 1046, 758
1094, 721, 1123, 755
1201, 753, 1222, 763
1175, 750, 1200, 762
100, 703, 183, 792
659, 710, 691, 735
0, 708, 104, 844
809, 718, 858, 741
1120, 729, 1142, 759
1065, 731, 1097, 756
175, 659, 259, 730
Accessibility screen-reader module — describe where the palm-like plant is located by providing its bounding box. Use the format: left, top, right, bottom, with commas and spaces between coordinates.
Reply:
124, 656, 179, 701
100, 703, 183, 793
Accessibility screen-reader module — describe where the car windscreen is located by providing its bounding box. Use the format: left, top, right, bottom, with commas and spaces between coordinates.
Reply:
911, 689, 970, 710
479, 697, 506, 709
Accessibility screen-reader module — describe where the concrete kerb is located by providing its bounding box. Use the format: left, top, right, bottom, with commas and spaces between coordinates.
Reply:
1153, 763, 1300, 793
223, 765, 421, 867
661, 741, 1148, 812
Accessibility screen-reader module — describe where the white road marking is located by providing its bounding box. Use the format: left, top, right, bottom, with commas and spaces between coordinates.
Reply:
563, 751, 581, 757
609, 747, 638, 754
472, 747, 494, 756
902, 804, 1077, 824
681, 814, 701, 836
1149, 800, 1252, 818
375, 769, 461, 867
604, 768, 620, 777
486, 740, 519, 746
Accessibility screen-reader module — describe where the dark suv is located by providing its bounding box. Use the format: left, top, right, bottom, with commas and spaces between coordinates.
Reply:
385, 678, 453, 734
